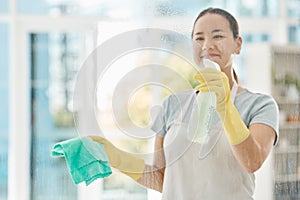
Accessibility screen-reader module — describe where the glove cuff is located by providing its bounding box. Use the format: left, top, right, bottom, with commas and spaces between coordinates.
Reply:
221, 101, 250, 145
116, 150, 145, 180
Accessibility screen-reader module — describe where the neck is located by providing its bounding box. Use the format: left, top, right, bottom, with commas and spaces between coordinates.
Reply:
221, 66, 235, 89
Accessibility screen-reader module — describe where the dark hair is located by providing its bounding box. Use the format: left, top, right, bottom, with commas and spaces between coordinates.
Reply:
191, 7, 239, 39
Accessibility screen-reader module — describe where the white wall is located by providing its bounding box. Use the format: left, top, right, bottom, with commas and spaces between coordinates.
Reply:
245, 44, 274, 200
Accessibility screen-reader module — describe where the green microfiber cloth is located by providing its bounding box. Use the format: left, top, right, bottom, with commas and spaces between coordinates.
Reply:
51, 137, 112, 185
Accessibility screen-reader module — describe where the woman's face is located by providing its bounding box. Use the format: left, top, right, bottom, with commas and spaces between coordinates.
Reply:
192, 13, 242, 69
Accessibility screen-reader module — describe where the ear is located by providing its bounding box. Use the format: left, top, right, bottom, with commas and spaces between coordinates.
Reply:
234, 36, 242, 55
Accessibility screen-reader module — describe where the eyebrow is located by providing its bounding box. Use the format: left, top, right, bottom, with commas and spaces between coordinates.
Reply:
194, 29, 224, 35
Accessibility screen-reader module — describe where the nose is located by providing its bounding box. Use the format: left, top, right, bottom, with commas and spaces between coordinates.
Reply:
202, 38, 213, 50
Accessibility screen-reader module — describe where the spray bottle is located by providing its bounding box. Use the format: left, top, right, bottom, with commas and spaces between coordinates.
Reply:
191, 58, 220, 143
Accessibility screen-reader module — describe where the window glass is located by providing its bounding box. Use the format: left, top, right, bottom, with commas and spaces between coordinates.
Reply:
30, 30, 150, 199
14, 0, 284, 20
287, 0, 300, 17
16, 0, 279, 18
153, 0, 279, 17
242, 33, 271, 43
17, 0, 48, 14
235, 0, 278, 17
289, 25, 300, 44
0, 0, 9, 13
17, 0, 143, 17
8, 1, 299, 199
0, 23, 9, 200
30, 33, 79, 200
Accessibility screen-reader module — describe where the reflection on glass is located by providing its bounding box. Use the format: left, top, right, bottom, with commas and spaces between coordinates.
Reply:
0, 23, 9, 200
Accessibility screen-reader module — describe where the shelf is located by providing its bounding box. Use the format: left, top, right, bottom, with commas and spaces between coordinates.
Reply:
275, 146, 300, 154
276, 98, 300, 105
271, 45, 300, 199
275, 174, 300, 183
272, 45, 300, 54
279, 122, 300, 130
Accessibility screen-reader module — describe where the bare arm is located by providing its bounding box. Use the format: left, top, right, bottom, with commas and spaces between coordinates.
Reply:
136, 136, 165, 192
231, 123, 276, 173
194, 69, 277, 174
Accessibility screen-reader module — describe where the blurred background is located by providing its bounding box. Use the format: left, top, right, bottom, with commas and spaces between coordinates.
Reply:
0, 0, 300, 200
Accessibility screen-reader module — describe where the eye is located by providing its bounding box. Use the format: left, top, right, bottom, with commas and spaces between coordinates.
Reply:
213, 35, 224, 40
195, 37, 204, 41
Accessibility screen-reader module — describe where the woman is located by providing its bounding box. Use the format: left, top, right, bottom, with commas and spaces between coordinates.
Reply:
91, 7, 279, 199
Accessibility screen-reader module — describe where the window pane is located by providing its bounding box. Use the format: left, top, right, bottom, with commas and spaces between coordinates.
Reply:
17, 0, 48, 14
152, 0, 280, 17
30, 33, 79, 200
16, 0, 280, 18
287, 0, 300, 17
17, 0, 142, 16
289, 25, 300, 44
0, 23, 9, 200
0, 0, 9, 13
234, 0, 279, 17
29, 30, 148, 200
242, 33, 271, 43
13, 0, 246, 17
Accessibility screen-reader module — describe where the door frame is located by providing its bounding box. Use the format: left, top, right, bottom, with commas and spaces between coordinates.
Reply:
8, 15, 98, 200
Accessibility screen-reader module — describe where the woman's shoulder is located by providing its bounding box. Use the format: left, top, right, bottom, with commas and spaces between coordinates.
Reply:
236, 88, 278, 108
237, 88, 275, 100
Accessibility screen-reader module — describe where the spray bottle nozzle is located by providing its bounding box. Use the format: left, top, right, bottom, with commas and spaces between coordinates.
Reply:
203, 59, 220, 71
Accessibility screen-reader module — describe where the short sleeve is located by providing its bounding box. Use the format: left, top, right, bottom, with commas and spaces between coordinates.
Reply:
150, 96, 170, 137
150, 90, 196, 138
249, 95, 279, 145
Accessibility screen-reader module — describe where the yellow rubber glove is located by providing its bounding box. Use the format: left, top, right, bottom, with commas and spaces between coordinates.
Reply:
194, 68, 250, 145
89, 136, 145, 180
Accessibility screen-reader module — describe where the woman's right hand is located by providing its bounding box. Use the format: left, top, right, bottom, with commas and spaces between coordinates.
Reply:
89, 135, 145, 180
89, 136, 121, 167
